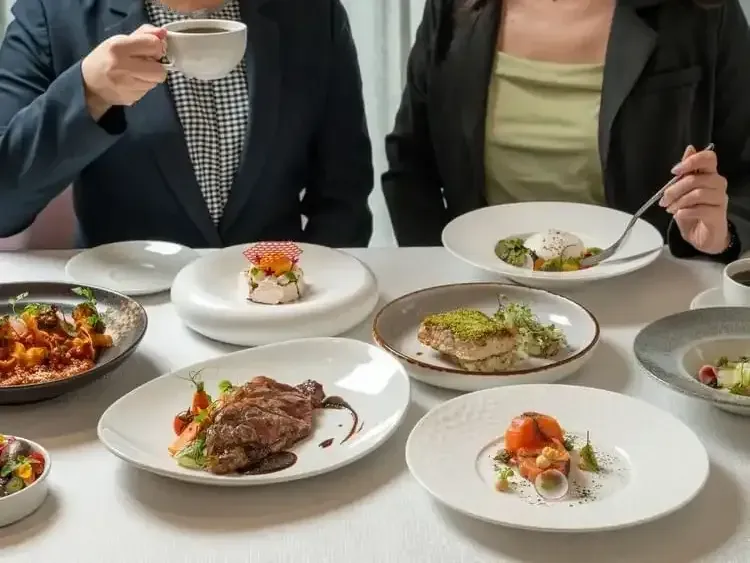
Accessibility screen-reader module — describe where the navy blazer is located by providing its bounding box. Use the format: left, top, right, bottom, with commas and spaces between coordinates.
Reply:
0, 0, 374, 248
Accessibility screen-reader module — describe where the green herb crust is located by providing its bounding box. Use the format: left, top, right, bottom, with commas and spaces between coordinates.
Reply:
422, 308, 510, 341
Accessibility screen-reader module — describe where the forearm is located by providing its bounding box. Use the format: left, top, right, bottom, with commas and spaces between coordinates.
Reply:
0, 62, 124, 236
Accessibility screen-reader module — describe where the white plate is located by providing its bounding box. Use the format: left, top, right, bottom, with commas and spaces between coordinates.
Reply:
406, 384, 708, 532
66, 241, 199, 296
373, 283, 599, 392
170, 243, 379, 346
690, 287, 724, 310
98, 338, 410, 485
442, 202, 663, 289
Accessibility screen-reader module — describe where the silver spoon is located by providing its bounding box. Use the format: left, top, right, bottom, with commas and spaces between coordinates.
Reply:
579, 143, 714, 268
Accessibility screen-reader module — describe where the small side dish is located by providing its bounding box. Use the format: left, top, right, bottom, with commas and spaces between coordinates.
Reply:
495, 229, 602, 272
417, 299, 567, 372
493, 412, 603, 502
697, 356, 750, 396
0, 434, 46, 497
0, 287, 113, 387
240, 242, 306, 305
168, 373, 360, 475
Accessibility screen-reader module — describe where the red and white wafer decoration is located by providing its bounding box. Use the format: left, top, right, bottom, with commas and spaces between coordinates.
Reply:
243, 241, 303, 266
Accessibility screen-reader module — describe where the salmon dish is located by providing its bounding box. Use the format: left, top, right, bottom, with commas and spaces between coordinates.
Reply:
502, 412, 571, 482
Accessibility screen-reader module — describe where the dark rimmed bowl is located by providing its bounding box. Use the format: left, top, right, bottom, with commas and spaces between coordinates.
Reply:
0, 282, 147, 405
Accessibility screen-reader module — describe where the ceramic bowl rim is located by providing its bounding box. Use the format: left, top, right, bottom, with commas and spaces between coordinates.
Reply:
372, 282, 601, 377
634, 307, 750, 407
0, 281, 148, 391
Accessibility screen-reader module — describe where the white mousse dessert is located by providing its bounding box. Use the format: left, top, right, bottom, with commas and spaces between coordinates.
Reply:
240, 242, 306, 305
524, 230, 586, 261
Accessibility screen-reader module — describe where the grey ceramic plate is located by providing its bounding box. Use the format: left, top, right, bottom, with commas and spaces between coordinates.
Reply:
634, 307, 750, 409
0, 282, 148, 405
372, 283, 600, 392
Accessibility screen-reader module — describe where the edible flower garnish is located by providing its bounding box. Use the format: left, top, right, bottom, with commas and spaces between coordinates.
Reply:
578, 431, 600, 472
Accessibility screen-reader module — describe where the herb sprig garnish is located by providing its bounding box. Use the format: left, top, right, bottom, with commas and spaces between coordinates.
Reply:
8, 292, 28, 316
71, 286, 102, 327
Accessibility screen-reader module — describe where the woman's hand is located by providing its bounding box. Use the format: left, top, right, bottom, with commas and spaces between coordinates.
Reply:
659, 145, 730, 254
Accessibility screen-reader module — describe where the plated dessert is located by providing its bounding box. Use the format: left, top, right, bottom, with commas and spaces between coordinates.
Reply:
168, 373, 360, 475
0, 287, 113, 387
418, 298, 567, 373
495, 229, 602, 272
240, 242, 306, 305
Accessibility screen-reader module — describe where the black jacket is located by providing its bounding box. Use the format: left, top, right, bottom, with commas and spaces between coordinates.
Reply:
383, 0, 750, 260
0, 0, 373, 248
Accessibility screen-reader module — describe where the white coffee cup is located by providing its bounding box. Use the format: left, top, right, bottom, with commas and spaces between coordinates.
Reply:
162, 19, 247, 81
722, 258, 750, 306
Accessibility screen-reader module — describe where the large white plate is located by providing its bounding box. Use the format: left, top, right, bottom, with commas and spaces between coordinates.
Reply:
442, 202, 663, 288
66, 241, 199, 296
98, 338, 410, 485
373, 283, 599, 391
170, 243, 379, 346
406, 384, 708, 532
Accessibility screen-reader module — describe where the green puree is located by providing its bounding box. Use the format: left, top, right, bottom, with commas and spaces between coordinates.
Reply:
422, 309, 507, 341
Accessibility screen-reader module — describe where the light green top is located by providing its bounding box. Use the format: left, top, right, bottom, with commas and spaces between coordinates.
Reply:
484, 51, 605, 206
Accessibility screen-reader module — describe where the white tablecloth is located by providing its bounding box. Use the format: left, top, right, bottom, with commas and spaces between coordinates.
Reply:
0, 248, 746, 563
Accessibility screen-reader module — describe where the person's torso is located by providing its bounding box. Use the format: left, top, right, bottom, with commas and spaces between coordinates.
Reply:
41, 0, 336, 247
425, 0, 716, 236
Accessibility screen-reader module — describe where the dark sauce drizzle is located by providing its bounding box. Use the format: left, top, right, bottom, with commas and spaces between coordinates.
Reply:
239, 395, 361, 474
242, 452, 298, 475
322, 395, 361, 444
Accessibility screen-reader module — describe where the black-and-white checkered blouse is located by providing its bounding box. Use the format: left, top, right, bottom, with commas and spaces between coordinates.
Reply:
145, 0, 250, 224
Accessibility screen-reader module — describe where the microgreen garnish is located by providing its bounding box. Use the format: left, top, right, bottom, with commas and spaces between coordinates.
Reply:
218, 379, 234, 394
71, 286, 102, 327
8, 292, 28, 316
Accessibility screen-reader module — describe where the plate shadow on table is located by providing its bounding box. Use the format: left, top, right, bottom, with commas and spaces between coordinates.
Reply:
0, 490, 61, 549
3, 352, 165, 447
436, 461, 742, 563
563, 339, 631, 393
558, 259, 707, 327
117, 401, 428, 532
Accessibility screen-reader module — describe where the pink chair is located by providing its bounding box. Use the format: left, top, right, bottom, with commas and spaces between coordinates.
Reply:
0, 187, 76, 250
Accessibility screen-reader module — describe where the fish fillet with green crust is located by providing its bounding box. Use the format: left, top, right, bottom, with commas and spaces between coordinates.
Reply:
417, 309, 519, 372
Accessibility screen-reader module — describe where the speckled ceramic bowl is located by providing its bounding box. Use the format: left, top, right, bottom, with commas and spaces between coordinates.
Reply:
634, 307, 750, 415
372, 283, 600, 392
0, 282, 147, 405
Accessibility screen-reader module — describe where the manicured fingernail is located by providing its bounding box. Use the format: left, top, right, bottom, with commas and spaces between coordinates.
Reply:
671, 164, 683, 175
659, 197, 667, 207
667, 206, 676, 214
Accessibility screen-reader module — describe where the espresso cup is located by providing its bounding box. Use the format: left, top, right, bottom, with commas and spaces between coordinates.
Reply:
722, 258, 750, 307
162, 19, 247, 81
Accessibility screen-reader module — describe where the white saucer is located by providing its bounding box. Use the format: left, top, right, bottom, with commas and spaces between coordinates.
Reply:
690, 287, 724, 310
66, 241, 200, 296
170, 243, 379, 346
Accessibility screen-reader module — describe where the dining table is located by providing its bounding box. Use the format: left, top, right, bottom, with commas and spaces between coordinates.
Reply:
1, 247, 748, 563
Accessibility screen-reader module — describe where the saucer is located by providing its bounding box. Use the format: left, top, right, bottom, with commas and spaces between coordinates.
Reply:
690, 287, 724, 310
66, 241, 199, 296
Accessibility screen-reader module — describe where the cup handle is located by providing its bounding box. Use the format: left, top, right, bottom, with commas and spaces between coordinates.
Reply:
160, 54, 175, 70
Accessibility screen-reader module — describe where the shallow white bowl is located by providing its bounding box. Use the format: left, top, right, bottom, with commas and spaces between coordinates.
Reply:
373, 283, 599, 392
66, 240, 199, 296
98, 337, 410, 486
0, 436, 51, 527
170, 243, 379, 346
406, 384, 708, 532
442, 202, 663, 289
